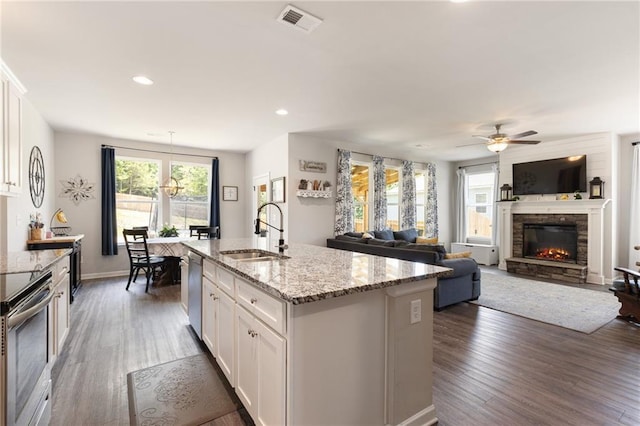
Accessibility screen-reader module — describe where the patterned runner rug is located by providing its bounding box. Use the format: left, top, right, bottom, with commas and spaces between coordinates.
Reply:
471, 272, 620, 334
127, 354, 238, 426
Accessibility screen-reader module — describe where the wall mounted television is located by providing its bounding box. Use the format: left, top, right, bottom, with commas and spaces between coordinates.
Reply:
512, 155, 587, 195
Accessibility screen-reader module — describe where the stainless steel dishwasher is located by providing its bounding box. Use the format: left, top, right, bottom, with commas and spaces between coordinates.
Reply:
187, 251, 203, 339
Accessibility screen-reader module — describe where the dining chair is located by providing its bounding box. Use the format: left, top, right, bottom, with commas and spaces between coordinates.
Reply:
196, 226, 219, 240
122, 229, 169, 292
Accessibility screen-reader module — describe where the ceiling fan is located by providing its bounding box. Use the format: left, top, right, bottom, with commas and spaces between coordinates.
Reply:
472, 124, 540, 153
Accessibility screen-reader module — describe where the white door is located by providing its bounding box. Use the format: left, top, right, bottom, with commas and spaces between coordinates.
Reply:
216, 289, 235, 386
235, 305, 258, 416
202, 276, 218, 354
255, 319, 286, 426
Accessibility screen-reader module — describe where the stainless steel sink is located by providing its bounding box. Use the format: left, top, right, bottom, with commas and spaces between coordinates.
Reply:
220, 250, 289, 262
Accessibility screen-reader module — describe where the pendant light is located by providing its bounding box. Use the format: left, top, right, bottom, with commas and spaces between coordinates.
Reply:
159, 131, 183, 198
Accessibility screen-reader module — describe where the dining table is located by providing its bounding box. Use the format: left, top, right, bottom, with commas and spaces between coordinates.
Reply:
145, 236, 197, 284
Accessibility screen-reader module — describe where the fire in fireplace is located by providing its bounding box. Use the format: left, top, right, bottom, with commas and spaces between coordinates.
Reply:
523, 223, 578, 263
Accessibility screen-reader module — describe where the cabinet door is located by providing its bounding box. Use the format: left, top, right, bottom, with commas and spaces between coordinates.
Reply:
180, 257, 188, 313
55, 274, 70, 354
5, 78, 22, 193
255, 319, 286, 426
216, 289, 235, 386
202, 277, 218, 354
235, 306, 258, 416
0, 77, 5, 191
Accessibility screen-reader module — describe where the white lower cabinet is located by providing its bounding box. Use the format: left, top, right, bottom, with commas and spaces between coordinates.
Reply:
202, 276, 218, 354
235, 304, 285, 426
216, 289, 235, 385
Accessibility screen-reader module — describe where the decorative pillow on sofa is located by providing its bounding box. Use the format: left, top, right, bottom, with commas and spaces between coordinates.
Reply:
362, 232, 374, 239
367, 238, 396, 247
444, 251, 472, 259
344, 232, 364, 238
393, 228, 418, 243
416, 236, 438, 244
374, 229, 395, 241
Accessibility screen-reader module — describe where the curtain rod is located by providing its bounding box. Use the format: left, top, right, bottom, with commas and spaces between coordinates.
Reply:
101, 144, 218, 159
458, 161, 497, 169
633, 141, 640, 146
348, 150, 431, 166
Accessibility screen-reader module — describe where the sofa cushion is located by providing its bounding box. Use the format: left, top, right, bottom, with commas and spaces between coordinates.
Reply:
394, 240, 411, 248
344, 232, 364, 238
416, 236, 438, 244
393, 228, 419, 243
445, 251, 472, 259
374, 229, 395, 241
367, 238, 396, 247
335, 235, 367, 243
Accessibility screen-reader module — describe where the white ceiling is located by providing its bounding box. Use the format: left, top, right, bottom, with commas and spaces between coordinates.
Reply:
2, 1, 639, 162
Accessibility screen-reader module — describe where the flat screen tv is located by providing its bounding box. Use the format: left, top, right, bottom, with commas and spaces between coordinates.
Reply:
512, 156, 587, 195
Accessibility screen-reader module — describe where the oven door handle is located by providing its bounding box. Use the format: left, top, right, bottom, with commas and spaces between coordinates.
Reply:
7, 287, 55, 329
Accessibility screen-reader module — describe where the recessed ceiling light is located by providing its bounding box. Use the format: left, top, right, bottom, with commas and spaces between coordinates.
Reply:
133, 75, 154, 85
275, 109, 289, 116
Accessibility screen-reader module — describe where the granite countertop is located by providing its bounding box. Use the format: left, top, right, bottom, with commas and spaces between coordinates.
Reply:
183, 238, 452, 304
0, 249, 72, 274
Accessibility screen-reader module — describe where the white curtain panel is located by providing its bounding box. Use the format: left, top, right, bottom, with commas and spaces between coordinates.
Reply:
373, 156, 387, 231
491, 163, 499, 245
629, 144, 640, 267
334, 149, 354, 235
455, 167, 466, 243
401, 161, 417, 230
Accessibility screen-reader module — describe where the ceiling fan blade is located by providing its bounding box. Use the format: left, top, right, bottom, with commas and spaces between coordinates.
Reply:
471, 135, 491, 140
508, 140, 541, 145
456, 142, 486, 148
508, 130, 537, 139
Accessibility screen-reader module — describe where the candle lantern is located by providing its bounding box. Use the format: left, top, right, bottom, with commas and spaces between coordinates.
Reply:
589, 177, 604, 199
500, 184, 513, 201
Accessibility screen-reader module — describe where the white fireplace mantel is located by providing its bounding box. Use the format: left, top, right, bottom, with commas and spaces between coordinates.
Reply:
498, 199, 611, 284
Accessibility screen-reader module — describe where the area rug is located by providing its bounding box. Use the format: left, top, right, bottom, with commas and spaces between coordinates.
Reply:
470, 272, 620, 334
127, 354, 238, 426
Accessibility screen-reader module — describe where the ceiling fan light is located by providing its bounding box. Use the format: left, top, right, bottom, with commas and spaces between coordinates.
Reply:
487, 142, 508, 153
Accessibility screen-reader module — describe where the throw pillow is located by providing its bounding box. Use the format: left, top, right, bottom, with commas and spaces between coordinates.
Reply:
444, 251, 472, 259
374, 229, 395, 241
362, 232, 374, 239
393, 228, 418, 243
344, 232, 364, 238
416, 236, 438, 244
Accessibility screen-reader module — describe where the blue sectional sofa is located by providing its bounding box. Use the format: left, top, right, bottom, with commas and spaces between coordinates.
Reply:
326, 230, 481, 310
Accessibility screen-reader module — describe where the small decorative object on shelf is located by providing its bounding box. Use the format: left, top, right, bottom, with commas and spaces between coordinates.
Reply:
50, 208, 72, 236
296, 190, 332, 198
558, 194, 569, 200
589, 177, 604, 199
573, 190, 582, 200
500, 184, 512, 201
29, 212, 44, 240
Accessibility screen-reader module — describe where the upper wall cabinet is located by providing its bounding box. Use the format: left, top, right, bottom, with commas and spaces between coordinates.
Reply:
0, 62, 25, 196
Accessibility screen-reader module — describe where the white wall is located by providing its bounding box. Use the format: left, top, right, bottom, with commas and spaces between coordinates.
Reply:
617, 133, 640, 268
3, 97, 55, 252
245, 134, 289, 248
54, 131, 247, 278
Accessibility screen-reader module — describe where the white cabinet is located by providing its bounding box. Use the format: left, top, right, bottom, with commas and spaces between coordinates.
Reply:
0, 68, 24, 196
180, 256, 188, 313
235, 304, 286, 426
48, 257, 70, 365
202, 275, 218, 354
216, 289, 235, 385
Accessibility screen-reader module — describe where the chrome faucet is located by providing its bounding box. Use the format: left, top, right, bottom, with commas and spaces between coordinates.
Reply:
255, 202, 288, 254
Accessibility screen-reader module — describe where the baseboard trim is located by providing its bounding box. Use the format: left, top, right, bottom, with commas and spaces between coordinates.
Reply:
82, 270, 129, 280
391, 405, 437, 426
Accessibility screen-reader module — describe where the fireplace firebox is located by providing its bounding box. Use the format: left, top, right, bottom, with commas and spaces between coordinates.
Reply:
523, 223, 578, 263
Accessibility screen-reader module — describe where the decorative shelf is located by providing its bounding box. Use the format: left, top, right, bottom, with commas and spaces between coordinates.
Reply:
296, 190, 332, 198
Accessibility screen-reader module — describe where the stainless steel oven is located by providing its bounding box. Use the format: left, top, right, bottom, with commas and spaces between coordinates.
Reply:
1, 270, 53, 426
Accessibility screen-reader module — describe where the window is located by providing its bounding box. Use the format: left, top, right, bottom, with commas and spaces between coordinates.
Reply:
465, 171, 495, 243
351, 163, 370, 232
169, 162, 211, 230
115, 157, 160, 238
385, 168, 400, 230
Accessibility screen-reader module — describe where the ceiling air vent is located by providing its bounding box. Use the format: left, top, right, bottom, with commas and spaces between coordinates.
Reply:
277, 5, 322, 33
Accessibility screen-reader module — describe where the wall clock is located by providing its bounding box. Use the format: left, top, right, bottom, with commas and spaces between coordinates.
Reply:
29, 146, 45, 208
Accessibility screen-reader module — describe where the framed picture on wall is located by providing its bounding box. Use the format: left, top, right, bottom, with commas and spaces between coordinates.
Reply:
271, 177, 285, 203
223, 186, 238, 201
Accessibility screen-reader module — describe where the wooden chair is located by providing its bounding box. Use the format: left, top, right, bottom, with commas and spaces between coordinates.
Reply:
123, 229, 169, 292
611, 245, 640, 322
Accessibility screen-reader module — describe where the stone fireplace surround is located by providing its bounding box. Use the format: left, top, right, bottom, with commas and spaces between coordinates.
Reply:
498, 200, 611, 284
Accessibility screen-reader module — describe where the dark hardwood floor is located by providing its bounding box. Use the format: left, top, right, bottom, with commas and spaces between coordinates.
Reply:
51, 275, 639, 425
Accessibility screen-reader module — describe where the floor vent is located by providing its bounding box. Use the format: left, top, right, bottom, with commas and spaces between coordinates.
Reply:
277, 5, 322, 33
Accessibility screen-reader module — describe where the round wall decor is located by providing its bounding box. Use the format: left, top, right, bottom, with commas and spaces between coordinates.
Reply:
29, 146, 45, 208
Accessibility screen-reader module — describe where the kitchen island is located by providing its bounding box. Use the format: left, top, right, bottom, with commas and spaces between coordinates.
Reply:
183, 238, 451, 426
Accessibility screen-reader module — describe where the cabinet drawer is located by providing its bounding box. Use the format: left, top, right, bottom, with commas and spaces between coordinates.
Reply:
203, 258, 216, 282
216, 267, 235, 298
53, 258, 69, 284
237, 279, 286, 335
